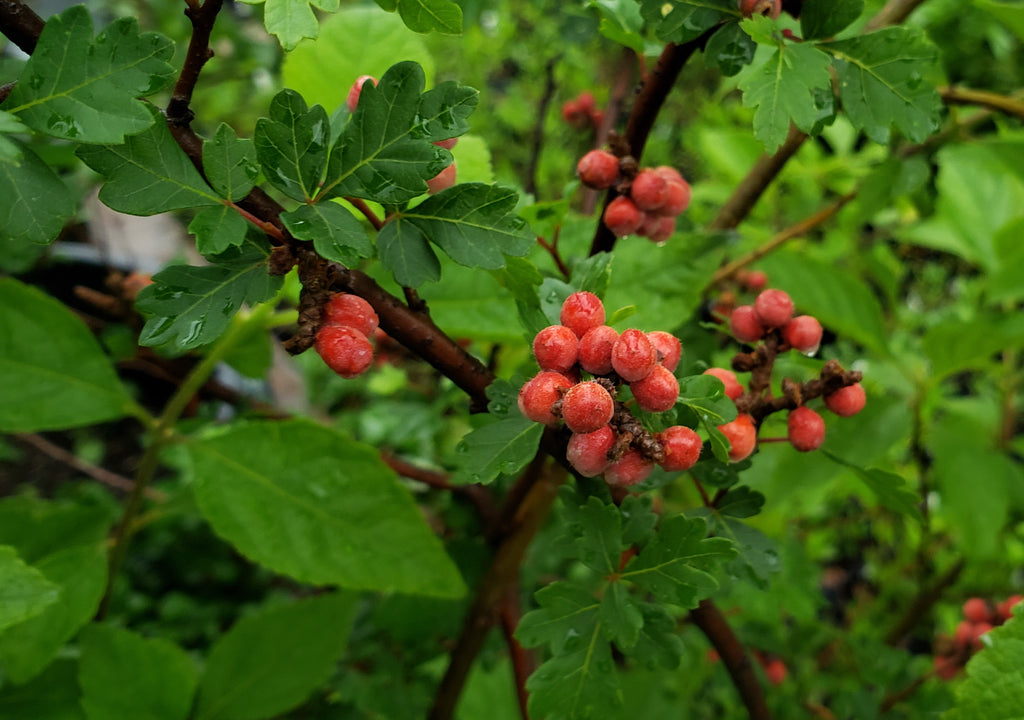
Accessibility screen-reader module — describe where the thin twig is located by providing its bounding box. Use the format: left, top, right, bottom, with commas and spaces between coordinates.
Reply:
525, 55, 560, 197
884, 558, 965, 647
345, 197, 385, 230
939, 86, 1024, 122
166, 0, 224, 126
500, 587, 533, 720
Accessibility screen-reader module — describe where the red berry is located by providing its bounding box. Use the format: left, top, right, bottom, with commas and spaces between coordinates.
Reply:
783, 315, 823, 354
315, 325, 374, 379
739, 0, 781, 18
703, 367, 743, 400
576, 92, 595, 113
970, 622, 994, 650
561, 291, 606, 339
824, 383, 866, 417
561, 99, 585, 126
603, 196, 644, 237
657, 179, 692, 216
933, 655, 959, 681
738, 269, 768, 292
999, 595, 1023, 621
641, 215, 676, 243
753, 288, 794, 329
963, 597, 991, 624
787, 406, 825, 452
631, 364, 679, 413
567, 425, 616, 477
653, 165, 685, 185
718, 413, 756, 462
729, 305, 764, 343
763, 659, 787, 686
605, 449, 654, 487
346, 75, 377, 112
322, 293, 379, 337
433, 138, 458, 150
611, 329, 658, 382
560, 381, 615, 434
518, 371, 573, 425
426, 162, 457, 194
630, 169, 669, 212
657, 426, 702, 471
532, 325, 579, 373
577, 150, 620, 189
578, 325, 619, 375
954, 620, 975, 648
647, 331, 681, 372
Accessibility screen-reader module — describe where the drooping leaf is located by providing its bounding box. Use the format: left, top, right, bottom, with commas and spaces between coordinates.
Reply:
0, 546, 61, 633
571, 252, 614, 299
945, 612, 1024, 719
0, 141, 75, 245
238, 0, 340, 50
187, 419, 466, 597
0, 278, 135, 432
0, 111, 28, 163
640, 0, 738, 44
280, 201, 373, 266
1, 5, 174, 143
800, 0, 863, 39
188, 205, 249, 256
823, 451, 923, 522
395, 0, 463, 34
254, 90, 331, 202
705, 21, 757, 76
714, 485, 765, 519
203, 123, 259, 202
452, 416, 544, 485
921, 314, 1024, 382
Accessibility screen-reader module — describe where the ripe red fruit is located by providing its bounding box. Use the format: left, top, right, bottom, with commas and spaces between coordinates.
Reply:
322, 293, 379, 337
576, 92, 595, 113
640, 215, 676, 243
787, 406, 826, 452
315, 325, 374, 379
933, 655, 959, 681
970, 622, 994, 650
518, 371, 573, 425
567, 425, 616, 477
630, 170, 669, 212
703, 367, 743, 400
824, 383, 866, 417
603, 196, 644, 237
561, 291, 606, 339
998, 594, 1023, 621
763, 659, 788, 686
954, 620, 975, 647
346, 75, 377, 112
963, 597, 991, 624
426, 162, 456, 194
577, 150, 620, 189
783, 315, 823, 354
647, 331, 682, 372
753, 288, 794, 329
605, 449, 654, 487
737, 269, 768, 292
718, 413, 756, 462
433, 138, 458, 150
560, 381, 615, 434
657, 179, 691, 217
631, 364, 679, 413
532, 325, 579, 373
657, 425, 702, 471
729, 305, 764, 344
578, 325, 619, 375
611, 329, 658, 382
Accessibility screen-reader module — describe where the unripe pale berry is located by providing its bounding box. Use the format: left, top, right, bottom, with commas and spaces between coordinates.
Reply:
560, 381, 615, 434
783, 315, 823, 354
426, 162, 457, 194
963, 597, 991, 624
630, 169, 669, 212
630, 364, 679, 413
753, 288, 794, 329
718, 413, 756, 462
658, 179, 692, 216
322, 293, 379, 337
567, 425, 616, 477
577, 150, 620, 189
578, 325, 619, 375
611, 328, 658, 382
605, 449, 654, 487
647, 331, 682, 372
824, 383, 866, 417
657, 425, 702, 471
433, 138, 458, 150
729, 305, 764, 343
532, 325, 579, 373
315, 325, 374, 379
346, 75, 377, 112
518, 371, 573, 425
703, 367, 743, 400
787, 406, 825, 452
603, 196, 644, 237
561, 291, 606, 339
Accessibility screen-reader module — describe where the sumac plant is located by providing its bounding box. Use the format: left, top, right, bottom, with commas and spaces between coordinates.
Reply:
1, 0, 1023, 718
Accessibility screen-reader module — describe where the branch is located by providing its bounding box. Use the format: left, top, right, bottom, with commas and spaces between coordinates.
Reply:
0, 0, 43, 54
500, 588, 533, 720
524, 54, 560, 197
165, 0, 224, 126
380, 452, 496, 525
939, 85, 1024, 122
884, 558, 965, 647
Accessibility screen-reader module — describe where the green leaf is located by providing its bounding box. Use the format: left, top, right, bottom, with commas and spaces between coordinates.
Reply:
974, 0, 1024, 43
0, 495, 115, 566
715, 516, 780, 587
240, 0, 340, 50
1, 5, 174, 143
515, 582, 600, 654
800, 0, 863, 39
254, 90, 330, 202
823, 451, 923, 522
204, 124, 258, 202
571, 252, 614, 299
525, 628, 622, 720
623, 603, 684, 670
600, 583, 643, 649
621, 515, 735, 608
136, 236, 282, 352
620, 494, 658, 547
188, 205, 249, 256
820, 28, 942, 144
452, 416, 544, 486
705, 21, 756, 76
396, 0, 463, 34
922, 314, 1024, 382
0, 546, 60, 633
79, 624, 198, 720
280, 201, 373, 266
494, 256, 548, 338
378, 184, 533, 286
590, 0, 647, 54
187, 419, 466, 597
0, 110, 28, 164
676, 375, 737, 462
195, 593, 356, 720
0, 278, 135, 432
945, 612, 1024, 719
0, 141, 75, 245
640, 0, 738, 44
0, 659, 85, 720
76, 106, 221, 215
569, 497, 624, 576
414, 81, 479, 141
714, 485, 765, 518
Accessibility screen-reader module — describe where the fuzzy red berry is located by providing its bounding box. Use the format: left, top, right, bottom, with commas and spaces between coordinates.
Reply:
963, 597, 991, 624
729, 305, 764, 344
641, 215, 676, 243
577, 150, 620, 189
753, 288, 794, 329
532, 325, 579, 373
322, 293, 379, 337
824, 383, 866, 417
603, 196, 644, 237
653, 165, 684, 185
787, 406, 825, 452
970, 622, 994, 650
630, 364, 679, 413
561, 291, 606, 339
657, 425, 702, 471
719, 413, 756, 462
578, 325, 619, 375
518, 371, 573, 425
737, 269, 768, 292
658, 179, 692, 216
315, 325, 374, 379
783, 315, 823, 354
703, 367, 743, 400
560, 381, 615, 434
999, 595, 1023, 621
630, 169, 669, 212
611, 328, 658, 382
346, 75, 377, 112
426, 162, 456, 194
647, 331, 682, 372
605, 449, 654, 487
567, 425, 616, 477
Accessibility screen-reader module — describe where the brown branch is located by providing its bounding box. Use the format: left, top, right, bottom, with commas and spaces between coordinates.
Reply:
525, 55, 560, 197
500, 587, 533, 720
166, 0, 224, 126
345, 197, 385, 230
380, 452, 496, 525
863, 0, 930, 32
582, 49, 638, 216
939, 86, 1024, 122
884, 558, 965, 647
0, 0, 43, 54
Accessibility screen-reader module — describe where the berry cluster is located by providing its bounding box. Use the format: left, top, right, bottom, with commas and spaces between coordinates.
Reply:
560, 91, 603, 131
933, 595, 1022, 679
314, 292, 380, 379
576, 149, 692, 242
518, 292, 701, 486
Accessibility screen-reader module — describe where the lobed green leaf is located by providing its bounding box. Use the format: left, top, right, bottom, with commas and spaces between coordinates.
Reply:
452, 416, 544, 485
280, 201, 373, 266
254, 90, 330, 202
